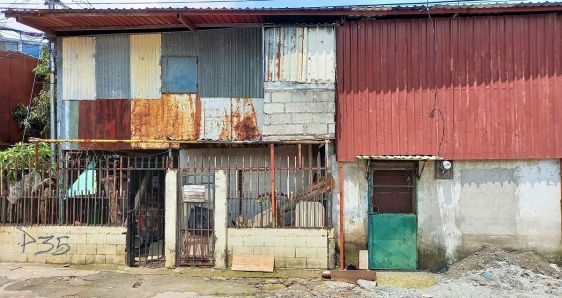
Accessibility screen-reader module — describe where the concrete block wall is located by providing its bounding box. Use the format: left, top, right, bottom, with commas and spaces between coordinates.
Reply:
263, 82, 335, 141
227, 228, 332, 269
0, 226, 126, 265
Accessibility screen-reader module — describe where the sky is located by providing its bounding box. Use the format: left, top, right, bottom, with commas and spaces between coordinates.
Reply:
0, 0, 543, 41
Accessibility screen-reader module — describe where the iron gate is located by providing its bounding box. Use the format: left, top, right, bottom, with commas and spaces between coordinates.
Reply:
177, 171, 215, 266
126, 167, 167, 267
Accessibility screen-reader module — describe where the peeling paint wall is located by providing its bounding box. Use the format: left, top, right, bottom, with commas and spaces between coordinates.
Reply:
130, 34, 161, 99
61, 37, 95, 100
342, 159, 562, 270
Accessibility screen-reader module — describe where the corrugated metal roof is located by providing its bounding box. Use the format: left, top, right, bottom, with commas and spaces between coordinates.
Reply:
337, 14, 562, 161
6, 3, 562, 34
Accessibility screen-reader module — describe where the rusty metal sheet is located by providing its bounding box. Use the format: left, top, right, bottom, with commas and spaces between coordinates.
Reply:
265, 26, 336, 83
0, 51, 39, 145
130, 33, 161, 99
95, 34, 130, 99
337, 14, 562, 161
131, 94, 200, 148
200, 97, 263, 141
61, 36, 96, 100
77, 100, 131, 149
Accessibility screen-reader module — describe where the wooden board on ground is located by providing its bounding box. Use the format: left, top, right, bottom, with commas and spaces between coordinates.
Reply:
323, 270, 377, 283
231, 254, 274, 272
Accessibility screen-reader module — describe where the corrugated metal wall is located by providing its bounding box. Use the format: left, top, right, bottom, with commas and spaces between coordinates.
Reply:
96, 35, 130, 99
0, 51, 39, 145
265, 26, 336, 83
61, 37, 96, 100
198, 28, 263, 98
58, 28, 265, 146
337, 14, 562, 161
130, 34, 161, 99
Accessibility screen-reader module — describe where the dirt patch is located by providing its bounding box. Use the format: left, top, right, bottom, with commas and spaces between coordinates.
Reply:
446, 244, 561, 278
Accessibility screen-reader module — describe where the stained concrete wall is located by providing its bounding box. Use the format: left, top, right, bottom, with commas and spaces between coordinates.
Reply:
418, 160, 562, 270
341, 159, 562, 270
263, 82, 335, 141
227, 228, 333, 269
0, 226, 126, 264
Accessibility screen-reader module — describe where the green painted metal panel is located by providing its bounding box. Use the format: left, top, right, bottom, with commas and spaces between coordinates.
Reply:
368, 213, 417, 269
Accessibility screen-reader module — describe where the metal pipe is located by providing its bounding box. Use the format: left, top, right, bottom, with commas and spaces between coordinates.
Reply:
339, 161, 345, 269
49, 40, 56, 154
270, 144, 276, 228
28, 137, 331, 145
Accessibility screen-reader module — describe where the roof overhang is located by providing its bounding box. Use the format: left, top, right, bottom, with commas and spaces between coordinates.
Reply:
5, 4, 562, 36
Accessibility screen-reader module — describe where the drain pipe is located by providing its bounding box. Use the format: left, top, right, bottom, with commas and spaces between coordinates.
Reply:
339, 161, 345, 269
49, 39, 56, 154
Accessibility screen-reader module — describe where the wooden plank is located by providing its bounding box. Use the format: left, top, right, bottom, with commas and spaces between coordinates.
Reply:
322, 270, 377, 284
231, 254, 274, 272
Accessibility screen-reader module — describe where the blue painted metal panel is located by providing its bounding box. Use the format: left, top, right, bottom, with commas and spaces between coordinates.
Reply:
95, 35, 130, 99
161, 56, 197, 93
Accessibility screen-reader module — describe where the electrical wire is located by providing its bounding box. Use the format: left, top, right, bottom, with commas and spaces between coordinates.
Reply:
426, 0, 446, 157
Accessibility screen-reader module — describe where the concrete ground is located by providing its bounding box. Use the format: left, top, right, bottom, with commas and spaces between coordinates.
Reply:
0, 263, 436, 298
1, 260, 560, 298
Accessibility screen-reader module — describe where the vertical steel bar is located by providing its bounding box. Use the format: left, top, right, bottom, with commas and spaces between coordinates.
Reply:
339, 161, 345, 269
270, 144, 276, 228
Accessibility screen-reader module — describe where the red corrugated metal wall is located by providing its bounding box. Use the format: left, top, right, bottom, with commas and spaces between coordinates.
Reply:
0, 51, 39, 146
337, 14, 562, 161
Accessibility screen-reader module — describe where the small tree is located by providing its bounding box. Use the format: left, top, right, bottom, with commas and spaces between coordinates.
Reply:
12, 47, 51, 139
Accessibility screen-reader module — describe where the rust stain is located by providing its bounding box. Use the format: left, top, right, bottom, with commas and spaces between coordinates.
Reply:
276, 37, 282, 81
130, 93, 199, 149
232, 97, 261, 140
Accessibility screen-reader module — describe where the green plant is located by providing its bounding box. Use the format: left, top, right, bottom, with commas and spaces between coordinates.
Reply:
12, 47, 51, 138
0, 142, 52, 179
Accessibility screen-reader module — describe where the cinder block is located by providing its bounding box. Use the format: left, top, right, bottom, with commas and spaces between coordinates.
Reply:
266, 114, 292, 125
68, 254, 86, 265
285, 257, 306, 268
96, 244, 116, 255
45, 254, 67, 264
328, 123, 335, 134
315, 91, 335, 102
359, 250, 368, 270
284, 236, 307, 247
291, 113, 315, 124
274, 246, 295, 258
95, 254, 106, 264
105, 254, 125, 265
66, 235, 87, 244
306, 256, 328, 269
296, 247, 327, 259
305, 124, 328, 135
106, 234, 126, 245
84, 254, 97, 264
274, 257, 286, 268
230, 245, 254, 255
76, 244, 97, 255
264, 103, 284, 114
253, 246, 275, 255
270, 92, 293, 103
284, 102, 307, 113
87, 234, 107, 245
306, 237, 327, 248
116, 244, 126, 255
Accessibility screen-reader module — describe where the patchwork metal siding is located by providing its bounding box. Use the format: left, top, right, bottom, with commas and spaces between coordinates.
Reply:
198, 27, 263, 98
161, 56, 197, 93
61, 37, 96, 100
200, 97, 263, 141
265, 26, 336, 83
161, 32, 197, 57
77, 99, 131, 149
96, 35, 130, 99
337, 14, 562, 161
130, 34, 161, 99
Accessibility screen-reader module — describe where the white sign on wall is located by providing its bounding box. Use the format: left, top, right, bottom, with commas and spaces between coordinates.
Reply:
182, 184, 207, 202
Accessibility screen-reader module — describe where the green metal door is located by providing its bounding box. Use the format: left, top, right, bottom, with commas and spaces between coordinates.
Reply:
368, 167, 417, 270
368, 213, 417, 269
